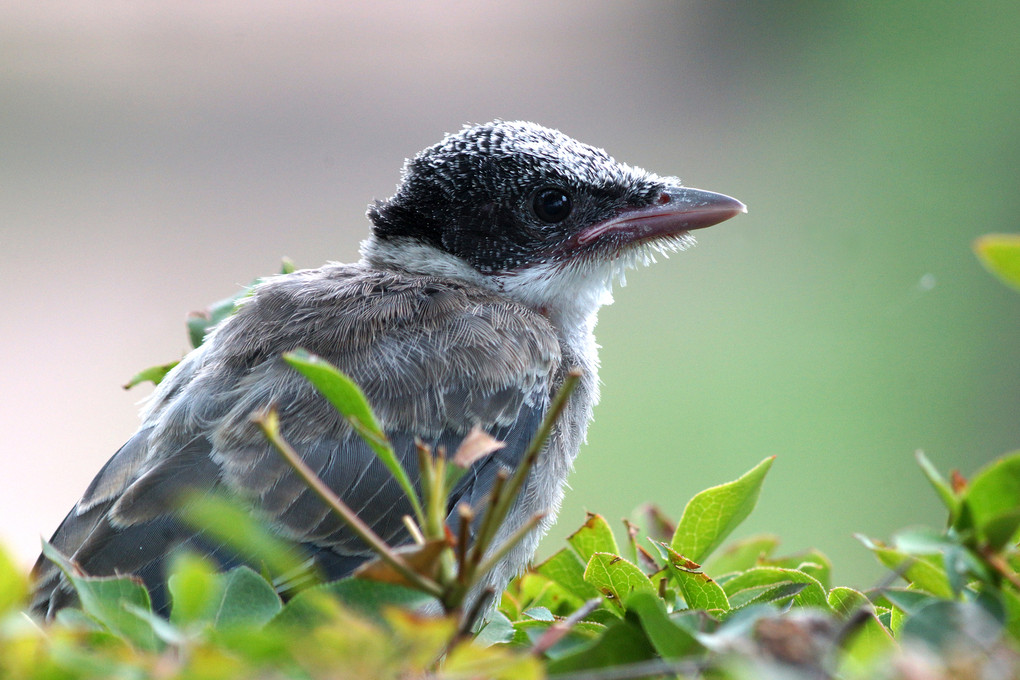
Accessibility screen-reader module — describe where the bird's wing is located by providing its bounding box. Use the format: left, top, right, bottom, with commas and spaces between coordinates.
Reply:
33, 263, 560, 615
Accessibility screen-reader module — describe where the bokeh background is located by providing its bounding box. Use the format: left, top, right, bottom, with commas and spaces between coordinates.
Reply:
3, 2, 1019, 587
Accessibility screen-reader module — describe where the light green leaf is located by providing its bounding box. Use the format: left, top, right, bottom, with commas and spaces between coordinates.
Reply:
567, 513, 620, 563
974, 233, 1020, 291
123, 361, 179, 390
515, 572, 584, 615
653, 541, 729, 612
705, 534, 779, 575
180, 493, 312, 583
271, 577, 437, 629
671, 457, 774, 564
856, 534, 953, 598
283, 350, 422, 521
836, 612, 896, 676
536, 548, 603, 603
720, 566, 828, 609
827, 586, 872, 618
41, 540, 159, 650
0, 543, 27, 615
583, 553, 656, 616
915, 450, 959, 518
168, 553, 221, 625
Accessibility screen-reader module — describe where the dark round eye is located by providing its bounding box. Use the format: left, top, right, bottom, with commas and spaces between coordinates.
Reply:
532, 188, 573, 223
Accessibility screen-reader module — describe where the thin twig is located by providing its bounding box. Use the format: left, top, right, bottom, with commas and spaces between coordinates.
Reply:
469, 370, 581, 568
455, 587, 496, 642
256, 409, 443, 599
982, 547, 1020, 591
455, 503, 473, 581
531, 597, 602, 657
466, 470, 509, 569
473, 512, 546, 581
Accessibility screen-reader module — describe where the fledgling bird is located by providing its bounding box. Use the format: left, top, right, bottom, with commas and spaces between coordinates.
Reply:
31, 120, 745, 617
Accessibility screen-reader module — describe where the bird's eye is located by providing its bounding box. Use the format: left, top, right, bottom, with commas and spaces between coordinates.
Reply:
532, 188, 573, 223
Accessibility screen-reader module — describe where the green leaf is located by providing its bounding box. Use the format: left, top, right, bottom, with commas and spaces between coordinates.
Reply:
283, 350, 423, 522
212, 566, 283, 628
705, 534, 779, 575
536, 548, 603, 603
882, 587, 939, 616
915, 450, 959, 519
0, 543, 27, 615
827, 586, 872, 618
476, 610, 515, 646
567, 513, 620, 564
168, 553, 221, 625
515, 573, 584, 616
974, 233, 1020, 291
653, 542, 729, 612
187, 294, 244, 349
271, 577, 437, 629
720, 566, 828, 609
180, 493, 313, 584
41, 540, 160, 650
856, 534, 953, 598
728, 581, 807, 609
761, 549, 832, 590
836, 612, 896, 675
185, 260, 295, 348
671, 457, 774, 564
901, 599, 1004, 651
122, 361, 179, 390
545, 619, 657, 674
583, 553, 656, 616
624, 591, 703, 659
959, 450, 1020, 549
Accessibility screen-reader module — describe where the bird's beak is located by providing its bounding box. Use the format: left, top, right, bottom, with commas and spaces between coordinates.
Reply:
572, 186, 747, 250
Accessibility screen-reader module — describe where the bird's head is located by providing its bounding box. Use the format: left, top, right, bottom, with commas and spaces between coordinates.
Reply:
363, 121, 745, 327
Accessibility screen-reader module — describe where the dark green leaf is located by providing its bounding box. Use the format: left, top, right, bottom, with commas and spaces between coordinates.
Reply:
545, 619, 657, 674
880, 588, 936, 616
671, 457, 774, 564
901, 599, 1003, 651
960, 451, 1020, 549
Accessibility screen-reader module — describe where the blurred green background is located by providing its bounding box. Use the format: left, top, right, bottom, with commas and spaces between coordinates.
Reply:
2, 2, 1018, 588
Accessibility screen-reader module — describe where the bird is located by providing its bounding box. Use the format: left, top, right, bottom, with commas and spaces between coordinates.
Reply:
31, 120, 745, 618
